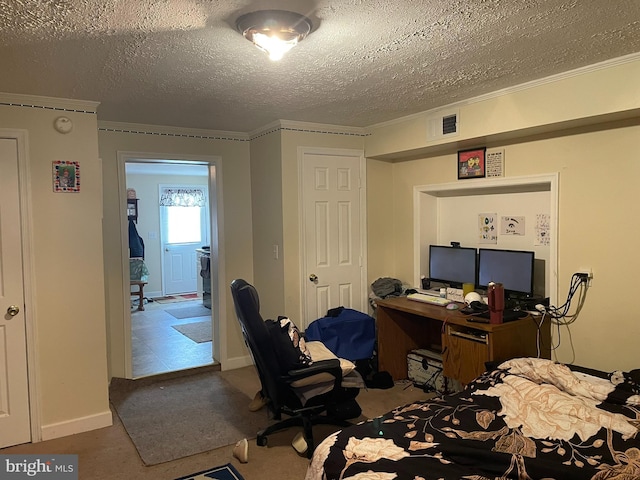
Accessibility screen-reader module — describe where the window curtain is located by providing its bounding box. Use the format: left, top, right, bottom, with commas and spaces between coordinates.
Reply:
159, 187, 206, 207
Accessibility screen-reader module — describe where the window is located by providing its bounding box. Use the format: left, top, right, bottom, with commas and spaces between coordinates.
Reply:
166, 206, 202, 244
160, 186, 207, 245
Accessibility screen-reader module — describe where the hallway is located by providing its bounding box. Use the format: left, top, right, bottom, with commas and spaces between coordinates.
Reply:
131, 297, 215, 377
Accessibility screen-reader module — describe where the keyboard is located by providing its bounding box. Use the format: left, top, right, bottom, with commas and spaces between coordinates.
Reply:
407, 293, 451, 306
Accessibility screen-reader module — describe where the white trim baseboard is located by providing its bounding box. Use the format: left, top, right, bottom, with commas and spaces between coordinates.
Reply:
40, 410, 113, 441
221, 354, 253, 371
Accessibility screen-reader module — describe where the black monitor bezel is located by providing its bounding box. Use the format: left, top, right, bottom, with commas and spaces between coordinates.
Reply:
428, 245, 477, 288
477, 248, 535, 297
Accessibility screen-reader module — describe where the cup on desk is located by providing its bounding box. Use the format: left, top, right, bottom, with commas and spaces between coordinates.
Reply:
487, 282, 505, 324
462, 282, 475, 298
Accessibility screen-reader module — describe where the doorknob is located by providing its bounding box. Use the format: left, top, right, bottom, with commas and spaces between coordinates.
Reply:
309, 274, 318, 282
7, 305, 20, 317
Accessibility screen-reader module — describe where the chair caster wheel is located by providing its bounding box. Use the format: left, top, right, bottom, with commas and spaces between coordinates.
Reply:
257, 435, 268, 446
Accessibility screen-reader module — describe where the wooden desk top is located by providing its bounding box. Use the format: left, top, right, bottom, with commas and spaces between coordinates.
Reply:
374, 296, 540, 332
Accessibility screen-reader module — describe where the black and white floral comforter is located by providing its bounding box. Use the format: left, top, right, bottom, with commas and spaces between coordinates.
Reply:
305, 358, 640, 480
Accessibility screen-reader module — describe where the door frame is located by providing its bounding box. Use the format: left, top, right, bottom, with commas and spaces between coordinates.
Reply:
117, 151, 226, 378
297, 147, 368, 325
1, 128, 41, 442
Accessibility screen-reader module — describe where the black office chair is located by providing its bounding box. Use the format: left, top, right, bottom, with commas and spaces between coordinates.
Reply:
230, 279, 360, 457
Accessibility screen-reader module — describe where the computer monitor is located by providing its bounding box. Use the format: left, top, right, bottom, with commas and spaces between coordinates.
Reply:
477, 248, 535, 297
428, 245, 477, 288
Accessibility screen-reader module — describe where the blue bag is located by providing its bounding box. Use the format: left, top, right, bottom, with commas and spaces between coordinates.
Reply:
304, 308, 375, 361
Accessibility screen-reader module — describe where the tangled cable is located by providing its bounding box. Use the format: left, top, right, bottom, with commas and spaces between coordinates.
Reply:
545, 273, 589, 325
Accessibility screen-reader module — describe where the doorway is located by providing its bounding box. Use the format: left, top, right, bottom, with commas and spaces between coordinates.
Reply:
0, 136, 31, 447
299, 148, 367, 330
159, 184, 209, 296
0, 130, 39, 447
121, 157, 221, 378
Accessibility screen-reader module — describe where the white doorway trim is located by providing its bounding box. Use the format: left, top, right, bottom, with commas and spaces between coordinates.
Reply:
116, 151, 226, 378
297, 146, 368, 325
1, 128, 41, 442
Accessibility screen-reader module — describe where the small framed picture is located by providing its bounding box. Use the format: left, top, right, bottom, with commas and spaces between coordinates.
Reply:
53, 161, 80, 192
457, 148, 486, 180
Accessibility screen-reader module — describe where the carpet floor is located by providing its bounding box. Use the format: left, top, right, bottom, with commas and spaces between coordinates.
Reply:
1, 366, 430, 480
109, 371, 267, 465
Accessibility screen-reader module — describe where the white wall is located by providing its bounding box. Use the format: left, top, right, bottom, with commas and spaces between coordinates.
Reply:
421, 189, 551, 297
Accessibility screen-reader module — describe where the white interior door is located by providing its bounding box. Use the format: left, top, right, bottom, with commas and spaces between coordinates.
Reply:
301, 150, 366, 329
0, 137, 31, 447
162, 244, 198, 295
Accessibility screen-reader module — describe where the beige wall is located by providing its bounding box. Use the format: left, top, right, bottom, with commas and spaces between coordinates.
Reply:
366, 56, 640, 159
3, 54, 637, 445
0, 99, 111, 438
363, 58, 640, 372
98, 124, 252, 378
365, 158, 396, 286
249, 130, 284, 318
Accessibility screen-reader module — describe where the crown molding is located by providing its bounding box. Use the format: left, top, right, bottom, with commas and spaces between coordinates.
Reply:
249, 119, 367, 139
98, 120, 249, 141
367, 51, 640, 131
0, 92, 99, 113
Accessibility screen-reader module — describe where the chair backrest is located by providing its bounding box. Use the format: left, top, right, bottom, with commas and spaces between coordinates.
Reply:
230, 279, 285, 413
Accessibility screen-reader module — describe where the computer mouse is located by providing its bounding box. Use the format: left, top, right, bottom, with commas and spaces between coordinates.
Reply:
446, 303, 459, 310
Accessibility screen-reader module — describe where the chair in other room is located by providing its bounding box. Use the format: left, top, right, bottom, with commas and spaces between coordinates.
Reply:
230, 278, 361, 457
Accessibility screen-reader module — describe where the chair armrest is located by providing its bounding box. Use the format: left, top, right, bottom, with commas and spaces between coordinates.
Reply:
284, 358, 342, 381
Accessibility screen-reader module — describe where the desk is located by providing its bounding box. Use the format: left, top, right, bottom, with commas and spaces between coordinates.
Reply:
375, 297, 550, 385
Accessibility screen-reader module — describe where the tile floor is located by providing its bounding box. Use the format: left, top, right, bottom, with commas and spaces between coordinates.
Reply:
131, 296, 216, 378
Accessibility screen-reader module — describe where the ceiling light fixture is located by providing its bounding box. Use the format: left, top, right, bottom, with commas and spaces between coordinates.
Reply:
236, 10, 312, 61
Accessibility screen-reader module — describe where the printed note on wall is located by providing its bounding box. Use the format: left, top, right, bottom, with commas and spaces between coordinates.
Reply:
478, 213, 497, 244
486, 149, 504, 177
535, 213, 550, 246
500, 216, 525, 235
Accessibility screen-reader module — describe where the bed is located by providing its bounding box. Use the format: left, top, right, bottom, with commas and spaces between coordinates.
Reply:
305, 357, 640, 480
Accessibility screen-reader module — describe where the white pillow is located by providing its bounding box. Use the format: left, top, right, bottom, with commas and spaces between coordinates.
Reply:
306, 341, 356, 375
290, 341, 356, 387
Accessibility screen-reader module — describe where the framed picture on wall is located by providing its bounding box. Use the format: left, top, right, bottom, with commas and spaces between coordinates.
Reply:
457, 148, 486, 179
53, 160, 80, 192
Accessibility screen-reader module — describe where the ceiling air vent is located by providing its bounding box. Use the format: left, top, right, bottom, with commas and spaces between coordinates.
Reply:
426, 109, 459, 141
442, 114, 457, 135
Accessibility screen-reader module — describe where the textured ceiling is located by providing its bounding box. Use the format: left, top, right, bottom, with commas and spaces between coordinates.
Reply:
1, 0, 639, 133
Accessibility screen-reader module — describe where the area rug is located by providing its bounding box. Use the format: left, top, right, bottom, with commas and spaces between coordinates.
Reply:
175, 463, 244, 480
153, 293, 200, 304
110, 372, 266, 466
172, 321, 212, 343
166, 305, 211, 319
